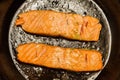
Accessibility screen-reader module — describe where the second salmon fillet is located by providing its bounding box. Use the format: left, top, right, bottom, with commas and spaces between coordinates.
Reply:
16, 10, 102, 41
17, 43, 103, 72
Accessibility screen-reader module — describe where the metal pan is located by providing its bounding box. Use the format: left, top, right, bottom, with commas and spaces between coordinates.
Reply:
8, 0, 111, 80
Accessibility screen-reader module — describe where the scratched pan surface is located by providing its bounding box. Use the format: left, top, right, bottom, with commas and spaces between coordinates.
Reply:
8, 0, 111, 80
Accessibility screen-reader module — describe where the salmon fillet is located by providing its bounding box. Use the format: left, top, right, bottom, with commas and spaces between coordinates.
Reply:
16, 43, 103, 71
15, 10, 102, 41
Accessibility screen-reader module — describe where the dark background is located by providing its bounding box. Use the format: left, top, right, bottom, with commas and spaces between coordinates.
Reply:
0, 0, 120, 80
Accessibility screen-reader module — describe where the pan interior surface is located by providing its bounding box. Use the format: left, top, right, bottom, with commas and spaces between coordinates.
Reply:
9, 0, 111, 80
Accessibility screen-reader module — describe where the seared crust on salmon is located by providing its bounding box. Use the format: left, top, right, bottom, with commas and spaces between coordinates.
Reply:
17, 43, 103, 72
15, 10, 102, 41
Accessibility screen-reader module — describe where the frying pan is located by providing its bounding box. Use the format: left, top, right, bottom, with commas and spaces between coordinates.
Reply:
8, 0, 111, 80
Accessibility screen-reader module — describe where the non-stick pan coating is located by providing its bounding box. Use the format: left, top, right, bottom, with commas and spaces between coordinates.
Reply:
9, 0, 111, 80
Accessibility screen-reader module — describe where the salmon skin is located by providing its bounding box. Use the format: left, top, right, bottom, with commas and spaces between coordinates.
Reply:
17, 43, 103, 72
15, 10, 102, 41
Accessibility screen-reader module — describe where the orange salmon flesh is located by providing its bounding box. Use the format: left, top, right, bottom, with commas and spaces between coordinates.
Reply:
15, 10, 102, 41
17, 43, 103, 72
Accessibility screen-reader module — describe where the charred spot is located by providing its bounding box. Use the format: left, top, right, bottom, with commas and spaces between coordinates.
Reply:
83, 12, 87, 16
52, 1, 59, 6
